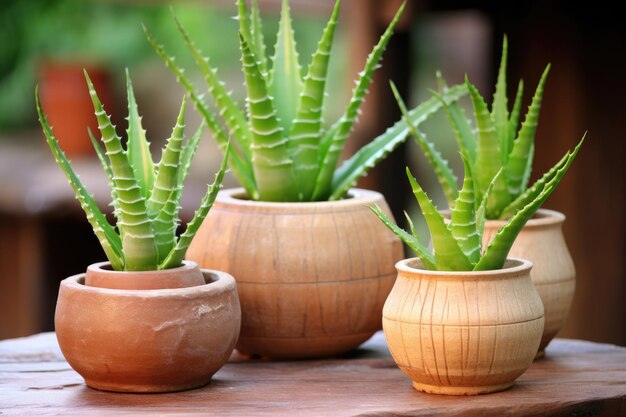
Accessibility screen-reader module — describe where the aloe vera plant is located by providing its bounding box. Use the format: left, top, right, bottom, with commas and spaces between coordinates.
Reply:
143, 0, 468, 202
403, 36, 584, 219
35, 70, 229, 271
372, 135, 582, 271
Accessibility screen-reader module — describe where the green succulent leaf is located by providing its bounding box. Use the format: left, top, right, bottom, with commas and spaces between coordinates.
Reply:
250, 0, 268, 75
160, 145, 230, 269
330, 83, 468, 201
178, 120, 205, 187
288, 0, 341, 201
431, 87, 476, 164
406, 168, 472, 271
508, 79, 524, 155
504, 64, 550, 198
269, 0, 303, 133
449, 156, 481, 264
125, 70, 155, 199
466, 77, 511, 218
36, 89, 124, 270
392, 81, 458, 208
313, 1, 406, 201
500, 135, 584, 220
89, 128, 121, 230
240, 33, 299, 201
369, 204, 436, 270
475, 168, 503, 246
143, 24, 258, 200
85, 70, 158, 271
492, 35, 510, 162
172, 11, 252, 162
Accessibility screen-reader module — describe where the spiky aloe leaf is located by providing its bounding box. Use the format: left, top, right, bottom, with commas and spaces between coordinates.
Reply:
492, 36, 510, 162
250, 0, 268, 75
431, 88, 476, 165
160, 145, 230, 269
406, 168, 472, 271
475, 138, 581, 271
172, 12, 252, 162
178, 120, 205, 186
520, 141, 534, 193
508, 79, 524, 155
288, 0, 341, 201
125, 69, 155, 199
89, 129, 121, 230
499, 135, 584, 220
466, 77, 510, 218
449, 157, 481, 264
240, 33, 299, 201
147, 97, 187, 262
85, 71, 158, 271
312, 1, 406, 201
476, 169, 502, 243
36, 89, 124, 270
143, 24, 258, 199
329, 83, 467, 200
392, 82, 458, 207
369, 204, 436, 270
504, 65, 550, 198
269, 0, 303, 132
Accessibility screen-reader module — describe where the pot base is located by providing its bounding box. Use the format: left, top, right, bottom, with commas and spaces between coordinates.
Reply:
84, 379, 211, 394
412, 381, 514, 396
236, 332, 373, 359
535, 349, 545, 360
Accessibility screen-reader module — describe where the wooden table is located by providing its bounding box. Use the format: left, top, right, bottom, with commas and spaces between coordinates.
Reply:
1, 332, 625, 416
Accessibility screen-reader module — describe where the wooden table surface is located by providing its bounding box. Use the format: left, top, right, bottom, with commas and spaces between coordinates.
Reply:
1, 332, 625, 416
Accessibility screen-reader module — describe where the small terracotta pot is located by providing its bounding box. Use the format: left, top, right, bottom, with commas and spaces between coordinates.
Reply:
55, 264, 241, 393
187, 188, 403, 359
383, 258, 544, 395
481, 209, 575, 358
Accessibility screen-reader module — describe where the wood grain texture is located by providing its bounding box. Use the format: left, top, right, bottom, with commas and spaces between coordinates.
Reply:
1, 332, 625, 416
482, 209, 575, 356
383, 258, 544, 395
187, 188, 403, 359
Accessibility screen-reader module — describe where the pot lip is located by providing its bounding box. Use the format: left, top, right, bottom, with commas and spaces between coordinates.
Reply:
441, 208, 565, 229
87, 260, 199, 277
213, 187, 384, 211
60, 268, 236, 297
396, 257, 533, 279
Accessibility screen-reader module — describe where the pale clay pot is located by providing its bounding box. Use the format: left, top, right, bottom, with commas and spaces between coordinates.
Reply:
55, 261, 241, 393
481, 209, 575, 357
187, 188, 403, 359
383, 258, 544, 395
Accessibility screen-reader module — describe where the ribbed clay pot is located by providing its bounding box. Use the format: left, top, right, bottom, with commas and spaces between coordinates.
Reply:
383, 258, 544, 395
55, 261, 241, 393
481, 209, 575, 358
187, 188, 403, 359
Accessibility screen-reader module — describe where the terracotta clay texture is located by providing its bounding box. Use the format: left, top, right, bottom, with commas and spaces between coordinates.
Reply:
85, 260, 205, 289
55, 268, 241, 393
481, 209, 575, 357
383, 258, 544, 395
187, 188, 403, 359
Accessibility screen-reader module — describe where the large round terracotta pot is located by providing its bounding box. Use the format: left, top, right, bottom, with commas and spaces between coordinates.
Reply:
481, 209, 575, 358
55, 261, 241, 393
187, 188, 403, 359
383, 257, 544, 395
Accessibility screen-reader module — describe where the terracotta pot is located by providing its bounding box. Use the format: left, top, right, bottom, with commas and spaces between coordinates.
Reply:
85, 260, 206, 289
187, 188, 403, 359
55, 264, 241, 393
38, 62, 115, 158
481, 209, 575, 358
383, 257, 544, 395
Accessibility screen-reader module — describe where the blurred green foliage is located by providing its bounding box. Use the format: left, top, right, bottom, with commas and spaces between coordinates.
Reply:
0, 0, 342, 132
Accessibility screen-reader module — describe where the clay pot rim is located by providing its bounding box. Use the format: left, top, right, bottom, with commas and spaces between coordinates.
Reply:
214, 187, 383, 212
87, 260, 199, 277
60, 268, 236, 298
396, 257, 533, 279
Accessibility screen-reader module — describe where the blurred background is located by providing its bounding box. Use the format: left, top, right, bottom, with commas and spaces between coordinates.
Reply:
0, 0, 624, 346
